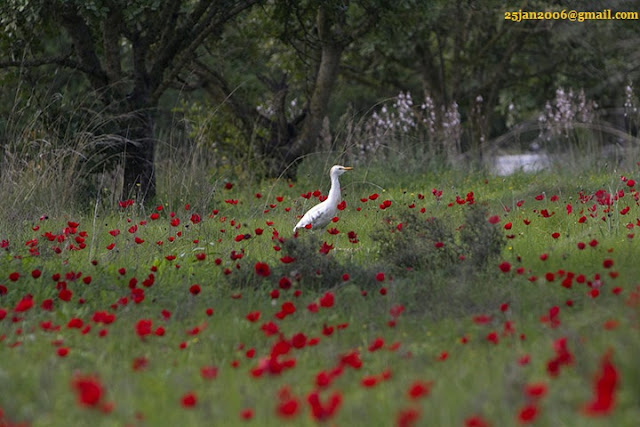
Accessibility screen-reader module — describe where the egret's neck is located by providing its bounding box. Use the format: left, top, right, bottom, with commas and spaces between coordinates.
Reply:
327, 173, 342, 205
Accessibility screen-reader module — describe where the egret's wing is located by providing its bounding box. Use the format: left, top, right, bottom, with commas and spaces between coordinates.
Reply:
294, 201, 334, 231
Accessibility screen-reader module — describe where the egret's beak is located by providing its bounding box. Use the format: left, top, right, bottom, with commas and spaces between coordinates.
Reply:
343, 167, 353, 171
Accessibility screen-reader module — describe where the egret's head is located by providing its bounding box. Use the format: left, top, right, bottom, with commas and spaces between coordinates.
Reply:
331, 165, 353, 176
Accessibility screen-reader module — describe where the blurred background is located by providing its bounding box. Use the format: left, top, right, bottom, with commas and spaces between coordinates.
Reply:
0, 0, 638, 214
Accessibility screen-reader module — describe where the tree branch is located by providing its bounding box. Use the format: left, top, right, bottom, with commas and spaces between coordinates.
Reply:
102, 3, 123, 85
150, 0, 259, 103
0, 53, 92, 75
58, 4, 109, 90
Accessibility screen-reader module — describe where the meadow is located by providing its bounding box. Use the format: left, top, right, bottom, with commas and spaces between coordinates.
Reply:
1, 162, 639, 427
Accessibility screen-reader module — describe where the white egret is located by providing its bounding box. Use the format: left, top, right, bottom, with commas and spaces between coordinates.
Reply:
293, 165, 353, 232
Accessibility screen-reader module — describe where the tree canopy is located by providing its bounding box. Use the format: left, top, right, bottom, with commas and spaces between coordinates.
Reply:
1, 0, 639, 202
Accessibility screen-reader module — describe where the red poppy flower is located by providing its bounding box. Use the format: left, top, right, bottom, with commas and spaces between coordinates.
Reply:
517, 404, 538, 424
322, 324, 334, 336
407, 380, 432, 399
291, 332, 307, 349
246, 311, 261, 322
397, 407, 421, 427
261, 321, 279, 336
546, 337, 574, 377
582, 351, 618, 416
14, 295, 34, 312
319, 241, 334, 254
308, 390, 342, 421
276, 397, 299, 418
361, 375, 379, 387
71, 374, 104, 407
486, 331, 499, 345
524, 383, 547, 400
199, 366, 218, 380
240, 408, 254, 420
278, 277, 292, 289
473, 314, 492, 325
132, 356, 148, 371
464, 414, 491, 427
135, 319, 153, 338
181, 392, 197, 408
319, 292, 335, 308
368, 337, 384, 352
498, 261, 511, 273
281, 301, 296, 315
340, 351, 362, 369
255, 262, 271, 277
67, 318, 84, 329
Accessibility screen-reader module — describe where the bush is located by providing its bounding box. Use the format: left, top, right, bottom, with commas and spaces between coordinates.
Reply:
274, 234, 347, 290
372, 205, 505, 276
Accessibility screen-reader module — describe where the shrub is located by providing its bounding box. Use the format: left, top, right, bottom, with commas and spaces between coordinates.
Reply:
274, 234, 347, 290
372, 211, 459, 274
459, 205, 505, 269
372, 205, 504, 276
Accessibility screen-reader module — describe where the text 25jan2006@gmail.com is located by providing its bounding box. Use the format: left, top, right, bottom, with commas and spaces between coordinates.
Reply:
505, 9, 638, 23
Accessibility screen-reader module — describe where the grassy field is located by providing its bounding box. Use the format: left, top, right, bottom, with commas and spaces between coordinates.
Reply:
1, 164, 639, 427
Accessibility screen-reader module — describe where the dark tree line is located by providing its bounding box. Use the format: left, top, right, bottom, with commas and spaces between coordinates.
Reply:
1, 0, 639, 202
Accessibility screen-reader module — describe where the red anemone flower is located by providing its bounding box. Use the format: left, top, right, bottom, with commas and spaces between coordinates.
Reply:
255, 262, 271, 277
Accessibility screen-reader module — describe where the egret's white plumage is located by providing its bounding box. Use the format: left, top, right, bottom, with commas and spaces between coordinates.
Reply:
294, 165, 352, 232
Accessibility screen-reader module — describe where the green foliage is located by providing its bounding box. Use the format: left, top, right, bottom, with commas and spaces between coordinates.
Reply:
373, 211, 459, 273
3, 0, 640, 189
459, 204, 505, 269
372, 205, 505, 276
1, 166, 640, 425
274, 234, 347, 289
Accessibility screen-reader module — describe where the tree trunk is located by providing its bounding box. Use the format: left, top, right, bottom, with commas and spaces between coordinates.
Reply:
294, 45, 342, 156
282, 6, 345, 174
122, 109, 156, 202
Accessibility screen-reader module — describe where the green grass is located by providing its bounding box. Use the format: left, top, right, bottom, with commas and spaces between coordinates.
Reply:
1, 166, 639, 426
